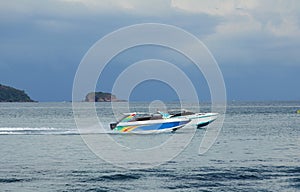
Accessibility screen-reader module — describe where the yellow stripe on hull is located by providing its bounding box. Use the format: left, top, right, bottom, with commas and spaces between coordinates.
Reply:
121, 126, 138, 132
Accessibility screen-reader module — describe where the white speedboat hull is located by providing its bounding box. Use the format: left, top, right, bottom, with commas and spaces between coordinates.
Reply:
185, 113, 218, 128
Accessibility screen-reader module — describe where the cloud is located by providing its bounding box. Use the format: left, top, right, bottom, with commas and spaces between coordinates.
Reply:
171, 0, 300, 39
62, 0, 136, 11
171, 0, 258, 16
2, 0, 299, 38
61, 0, 174, 16
1, 0, 299, 66
266, 16, 300, 37
1, 0, 300, 101
178, 0, 300, 68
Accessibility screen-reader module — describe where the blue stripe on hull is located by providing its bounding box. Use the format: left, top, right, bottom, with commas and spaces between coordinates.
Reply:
134, 121, 189, 131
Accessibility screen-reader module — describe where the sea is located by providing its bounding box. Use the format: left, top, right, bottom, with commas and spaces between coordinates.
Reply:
0, 101, 299, 192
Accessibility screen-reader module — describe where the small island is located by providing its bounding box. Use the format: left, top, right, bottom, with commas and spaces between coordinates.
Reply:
85, 91, 126, 102
0, 84, 34, 102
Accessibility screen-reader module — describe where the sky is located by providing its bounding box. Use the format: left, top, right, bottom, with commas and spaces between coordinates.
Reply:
0, 0, 300, 102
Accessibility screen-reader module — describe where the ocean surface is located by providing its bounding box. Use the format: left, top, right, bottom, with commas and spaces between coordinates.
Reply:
0, 101, 300, 191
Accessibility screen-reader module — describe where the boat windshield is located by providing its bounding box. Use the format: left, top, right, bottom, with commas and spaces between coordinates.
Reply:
168, 110, 195, 117
119, 113, 163, 122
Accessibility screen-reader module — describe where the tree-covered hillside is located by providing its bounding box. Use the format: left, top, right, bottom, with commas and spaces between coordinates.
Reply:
0, 84, 34, 102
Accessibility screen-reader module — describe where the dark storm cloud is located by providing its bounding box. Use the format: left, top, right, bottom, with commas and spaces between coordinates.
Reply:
0, 0, 299, 101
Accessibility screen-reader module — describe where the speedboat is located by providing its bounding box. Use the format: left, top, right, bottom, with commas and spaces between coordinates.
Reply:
110, 112, 191, 133
159, 109, 218, 128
